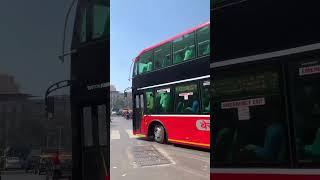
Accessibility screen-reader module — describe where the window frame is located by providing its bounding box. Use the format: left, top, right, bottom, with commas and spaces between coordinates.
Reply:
287, 57, 320, 168
137, 50, 154, 75
173, 81, 201, 115
154, 86, 174, 114
145, 90, 155, 114
212, 60, 291, 168
200, 79, 211, 115
197, 25, 210, 58
92, 3, 109, 40
173, 31, 197, 65
154, 42, 173, 70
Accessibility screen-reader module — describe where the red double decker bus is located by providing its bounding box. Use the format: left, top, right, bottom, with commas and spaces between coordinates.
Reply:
131, 21, 210, 149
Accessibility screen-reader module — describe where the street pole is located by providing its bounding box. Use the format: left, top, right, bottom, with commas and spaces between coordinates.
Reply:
59, 127, 62, 152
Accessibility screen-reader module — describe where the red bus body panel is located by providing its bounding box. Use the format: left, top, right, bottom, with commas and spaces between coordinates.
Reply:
211, 173, 320, 180
135, 115, 210, 149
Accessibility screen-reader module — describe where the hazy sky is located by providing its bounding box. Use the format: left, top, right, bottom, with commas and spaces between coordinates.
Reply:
0, 0, 75, 97
0, 0, 210, 96
110, 0, 210, 92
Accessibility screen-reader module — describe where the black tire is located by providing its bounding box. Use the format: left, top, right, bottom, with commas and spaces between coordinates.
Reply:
154, 124, 166, 144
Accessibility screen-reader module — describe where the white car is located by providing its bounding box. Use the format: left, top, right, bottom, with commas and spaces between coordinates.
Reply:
5, 157, 22, 170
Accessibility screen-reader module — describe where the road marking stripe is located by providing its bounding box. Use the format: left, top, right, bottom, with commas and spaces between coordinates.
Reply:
111, 130, 120, 140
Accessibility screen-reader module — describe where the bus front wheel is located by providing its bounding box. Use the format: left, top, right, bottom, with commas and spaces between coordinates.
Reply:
154, 125, 165, 144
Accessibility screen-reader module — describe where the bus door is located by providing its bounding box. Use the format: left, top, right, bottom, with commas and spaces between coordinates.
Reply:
133, 92, 144, 133
81, 104, 108, 180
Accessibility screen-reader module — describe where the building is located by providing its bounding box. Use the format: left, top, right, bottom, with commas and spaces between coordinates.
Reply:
110, 84, 132, 111
0, 73, 71, 153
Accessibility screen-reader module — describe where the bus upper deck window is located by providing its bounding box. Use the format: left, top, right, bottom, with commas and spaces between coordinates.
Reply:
154, 42, 172, 70
92, 4, 108, 39
197, 25, 210, 57
80, 8, 88, 43
173, 32, 195, 64
138, 51, 153, 74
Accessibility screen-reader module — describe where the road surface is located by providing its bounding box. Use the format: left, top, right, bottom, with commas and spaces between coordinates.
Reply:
110, 116, 210, 180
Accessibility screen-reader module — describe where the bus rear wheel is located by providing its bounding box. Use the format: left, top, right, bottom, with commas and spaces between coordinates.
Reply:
154, 125, 165, 144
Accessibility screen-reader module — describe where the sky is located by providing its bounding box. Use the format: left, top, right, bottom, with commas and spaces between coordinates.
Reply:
0, 0, 209, 96
0, 0, 75, 97
110, 0, 210, 92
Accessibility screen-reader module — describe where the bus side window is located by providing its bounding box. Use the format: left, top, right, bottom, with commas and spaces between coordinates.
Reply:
174, 83, 199, 114
173, 32, 195, 64
135, 95, 140, 108
92, 4, 108, 39
201, 80, 210, 114
138, 51, 153, 74
289, 60, 320, 163
154, 42, 172, 70
197, 25, 210, 57
140, 94, 144, 109
146, 91, 154, 114
156, 89, 173, 113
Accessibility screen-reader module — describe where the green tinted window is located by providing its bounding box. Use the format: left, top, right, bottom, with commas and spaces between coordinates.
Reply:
173, 32, 195, 64
288, 60, 320, 164
138, 51, 153, 74
174, 83, 200, 114
92, 5, 108, 39
155, 88, 173, 113
146, 91, 154, 114
201, 80, 210, 114
197, 26, 210, 57
80, 8, 87, 43
154, 42, 172, 70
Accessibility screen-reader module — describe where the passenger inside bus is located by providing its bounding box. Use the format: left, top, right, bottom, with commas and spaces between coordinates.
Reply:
146, 92, 154, 114
295, 84, 320, 161
243, 108, 286, 161
183, 46, 193, 61
214, 112, 237, 162
176, 93, 199, 113
158, 92, 171, 113
138, 60, 153, 74
185, 100, 199, 113
304, 128, 320, 159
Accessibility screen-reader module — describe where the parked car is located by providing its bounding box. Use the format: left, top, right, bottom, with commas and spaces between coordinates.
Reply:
4, 157, 22, 170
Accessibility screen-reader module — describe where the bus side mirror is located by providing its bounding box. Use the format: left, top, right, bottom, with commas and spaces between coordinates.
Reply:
124, 92, 127, 98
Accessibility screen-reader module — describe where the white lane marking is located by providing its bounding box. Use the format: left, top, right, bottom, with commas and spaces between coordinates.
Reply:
111, 130, 120, 140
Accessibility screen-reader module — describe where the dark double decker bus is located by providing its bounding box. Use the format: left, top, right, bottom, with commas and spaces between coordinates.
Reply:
131, 21, 210, 149
69, 0, 109, 179
211, 1, 320, 180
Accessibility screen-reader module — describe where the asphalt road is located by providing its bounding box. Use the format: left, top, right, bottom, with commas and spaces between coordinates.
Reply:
110, 116, 210, 180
